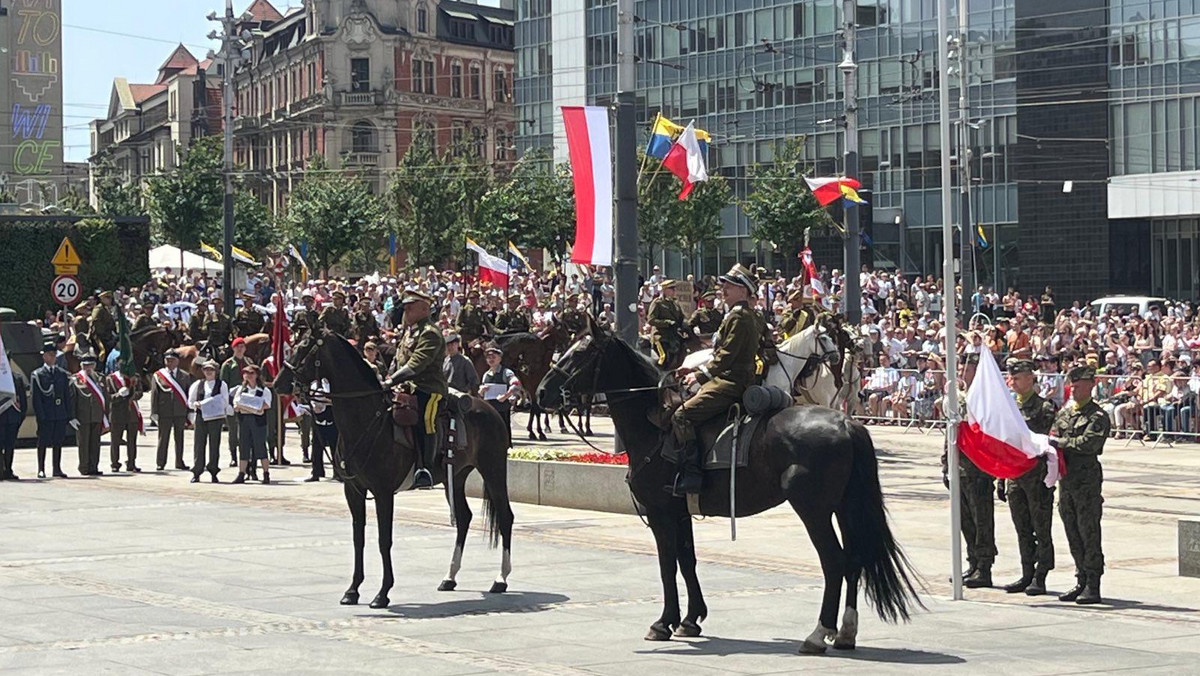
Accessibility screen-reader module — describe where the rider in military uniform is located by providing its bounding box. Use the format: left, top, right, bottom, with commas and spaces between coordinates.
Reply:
647, 280, 688, 368
560, 301, 588, 338
319, 289, 352, 337
351, 299, 380, 347
132, 302, 159, 333
686, 292, 723, 338
778, 289, 817, 339
455, 291, 492, 345
495, 294, 530, 334
670, 265, 763, 496
88, 291, 118, 361
233, 294, 265, 337
1049, 364, 1110, 605
291, 291, 320, 341
188, 300, 209, 345
383, 290, 448, 490
1000, 359, 1059, 595
203, 297, 234, 358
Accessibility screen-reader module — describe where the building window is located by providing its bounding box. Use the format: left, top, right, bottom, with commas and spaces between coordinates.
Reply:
412, 58, 435, 94
495, 130, 510, 161
350, 58, 370, 92
451, 61, 463, 98
350, 120, 377, 153
472, 126, 485, 157
469, 63, 482, 99
493, 68, 509, 102
451, 122, 467, 154
416, 5, 428, 33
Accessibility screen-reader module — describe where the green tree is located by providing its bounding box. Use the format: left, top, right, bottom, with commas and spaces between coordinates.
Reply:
146, 136, 223, 250
740, 136, 832, 257
92, 153, 146, 217
671, 176, 731, 274
389, 130, 478, 267
476, 148, 574, 258
233, 189, 280, 255
284, 155, 384, 276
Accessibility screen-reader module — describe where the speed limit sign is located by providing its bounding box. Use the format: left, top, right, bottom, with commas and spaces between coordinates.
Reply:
51, 274, 82, 306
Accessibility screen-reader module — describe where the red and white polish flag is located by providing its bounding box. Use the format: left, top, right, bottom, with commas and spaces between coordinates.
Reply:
957, 349, 1060, 487
562, 106, 613, 267
467, 239, 510, 290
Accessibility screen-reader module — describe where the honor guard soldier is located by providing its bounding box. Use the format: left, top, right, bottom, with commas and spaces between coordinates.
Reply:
291, 290, 320, 341
383, 290, 448, 490
648, 280, 688, 367
455, 291, 491, 345
106, 356, 144, 473
132, 302, 159, 333
687, 292, 723, 338
669, 265, 763, 496
320, 289, 352, 337
204, 296, 234, 356
942, 353, 998, 588
88, 291, 118, 361
352, 299, 380, 346
1050, 364, 1110, 605
188, 300, 209, 344
1001, 359, 1058, 595
0, 365, 27, 480
495, 294, 530, 334
31, 343, 71, 478
71, 353, 109, 476
233, 294, 265, 337
778, 289, 817, 339
151, 350, 194, 471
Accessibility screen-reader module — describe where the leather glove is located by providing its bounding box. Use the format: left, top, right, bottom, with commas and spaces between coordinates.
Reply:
385, 366, 415, 389
117, 387, 130, 398
996, 481, 1007, 503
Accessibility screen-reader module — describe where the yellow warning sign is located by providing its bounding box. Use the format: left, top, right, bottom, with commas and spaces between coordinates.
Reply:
51, 237, 82, 267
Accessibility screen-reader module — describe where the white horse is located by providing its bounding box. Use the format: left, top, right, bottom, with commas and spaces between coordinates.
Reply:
681, 324, 860, 410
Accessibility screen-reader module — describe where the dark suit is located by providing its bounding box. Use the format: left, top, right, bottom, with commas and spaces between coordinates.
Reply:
31, 363, 72, 475
0, 372, 28, 478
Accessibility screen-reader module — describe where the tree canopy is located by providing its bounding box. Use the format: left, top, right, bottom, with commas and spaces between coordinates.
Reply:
740, 136, 832, 256
475, 148, 575, 259
284, 155, 384, 276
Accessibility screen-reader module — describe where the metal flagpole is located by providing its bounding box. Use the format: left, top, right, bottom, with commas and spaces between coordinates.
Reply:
938, 0, 964, 601
841, 0, 862, 324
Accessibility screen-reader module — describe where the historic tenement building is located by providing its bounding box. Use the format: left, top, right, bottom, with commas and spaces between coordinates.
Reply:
232, 0, 515, 213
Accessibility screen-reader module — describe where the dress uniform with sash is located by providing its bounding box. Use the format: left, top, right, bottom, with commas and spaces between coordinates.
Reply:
384, 290, 448, 489
647, 280, 687, 367
1001, 359, 1059, 596
71, 354, 109, 476
151, 351, 193, 471
1050, 365, 1110, 605
31, 345, 71, 478
319, 291, 352, 337
106, 365, 144, 473
0, 369, 27, 480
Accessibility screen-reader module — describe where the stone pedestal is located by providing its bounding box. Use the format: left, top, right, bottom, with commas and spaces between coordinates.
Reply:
1181, 519, 1200, 577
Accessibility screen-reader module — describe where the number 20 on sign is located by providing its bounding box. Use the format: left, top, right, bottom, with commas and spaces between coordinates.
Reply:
51, 275, 81, 306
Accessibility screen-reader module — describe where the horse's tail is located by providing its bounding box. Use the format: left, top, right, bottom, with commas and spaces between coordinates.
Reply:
841, 421, 926, 623
481, 483, 503, 549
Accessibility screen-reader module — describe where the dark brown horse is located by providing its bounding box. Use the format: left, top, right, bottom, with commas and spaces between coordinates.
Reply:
275, 329, 515, 608
470, 324, 571, 441
537, 322, 923, 653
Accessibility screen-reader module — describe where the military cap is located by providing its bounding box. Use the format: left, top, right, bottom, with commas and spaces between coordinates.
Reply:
79, 353, 97, 365
400, 290, 434, 305
301, 289, 315, 299
332, 289, 346, 298
660, 279, 678, 290
701, 290, 718, 299
1009, 359, 1036, 375
787, 288, 804, 303
212, 296, 224, 305
164, 349, 180, 360
1067, 364, 1097, 382
41, 342, 57, 354
99, 290, 113, 301
74, 301, 90, 312
718, 263, 757, 295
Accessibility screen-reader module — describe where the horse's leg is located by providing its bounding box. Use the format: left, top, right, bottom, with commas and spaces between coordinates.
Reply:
341, 482, 367, 605
583, 398, 593, 436
833, 511, 860, 650
439, 469, 472, 592
487, 472, 516, 594
526, 406, 536, 441
558, 409, 568, 434
645, 511, 681, 641
673, 513, 707, 638
793, 505, 843, 654
537, 404, 548, 441
369, 490, 395, 609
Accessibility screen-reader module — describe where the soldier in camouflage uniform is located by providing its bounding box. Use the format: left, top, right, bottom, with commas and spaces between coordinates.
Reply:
88, 291, 118, 362
188, 301, 209, 344
233, 294, 265, 337
671, 265, 762, 496
203, 297, 234, 359
777, 289, 817, 339
383, 290, 448, 490
1050, 364, 1110, 605
319, 289, 352, 337
647, 280, 688, 367
1000, 359, 1059, 595
291, 291, 320, 341
686, 292, 723, 338
495, 294, 530, 334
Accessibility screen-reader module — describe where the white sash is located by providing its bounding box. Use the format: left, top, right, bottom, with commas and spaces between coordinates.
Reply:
154, 368, 189, 409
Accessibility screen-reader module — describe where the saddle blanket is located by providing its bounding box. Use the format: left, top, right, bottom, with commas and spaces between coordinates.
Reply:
662, 415, 765, 471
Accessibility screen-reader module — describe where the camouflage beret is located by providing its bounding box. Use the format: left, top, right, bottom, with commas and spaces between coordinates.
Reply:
1067, 365, 1097, 382
1008, 359, 1036, 374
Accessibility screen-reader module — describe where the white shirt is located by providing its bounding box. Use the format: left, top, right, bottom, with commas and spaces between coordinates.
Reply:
187, 378, 229, 421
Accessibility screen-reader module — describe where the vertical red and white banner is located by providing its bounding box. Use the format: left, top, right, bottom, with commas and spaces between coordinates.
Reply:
562, 106, 613, 267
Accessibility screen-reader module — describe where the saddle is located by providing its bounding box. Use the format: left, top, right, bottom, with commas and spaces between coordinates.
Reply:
662, 385, 792, 471
391, 391, 469, 457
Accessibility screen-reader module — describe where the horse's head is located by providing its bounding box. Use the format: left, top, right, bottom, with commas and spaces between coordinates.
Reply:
276, 330, 323, 395
537, 316, 629, 411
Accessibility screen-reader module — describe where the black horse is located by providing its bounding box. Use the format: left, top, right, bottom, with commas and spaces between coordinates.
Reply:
536, 321, 923, 653
275, 330, 516, 608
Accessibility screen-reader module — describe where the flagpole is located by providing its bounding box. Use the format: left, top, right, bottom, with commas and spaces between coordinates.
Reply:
938, 0, 964, 601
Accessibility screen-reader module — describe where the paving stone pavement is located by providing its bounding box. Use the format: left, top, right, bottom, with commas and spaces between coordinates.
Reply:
2, 414, 1200, 674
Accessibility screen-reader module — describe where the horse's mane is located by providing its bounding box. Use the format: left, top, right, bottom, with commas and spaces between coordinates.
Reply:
323, 332, 384, 390
611, 332, 662, 387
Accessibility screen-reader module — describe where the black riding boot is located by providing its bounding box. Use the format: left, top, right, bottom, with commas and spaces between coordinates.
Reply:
670, 441, 703, 497
1024, 571, 1048, 596
1003, 565, 1034, 593
1058, 574, 1086, 602
964, 564, 992, 588
411, 437, 433, 490
1075, 574, 1102, 605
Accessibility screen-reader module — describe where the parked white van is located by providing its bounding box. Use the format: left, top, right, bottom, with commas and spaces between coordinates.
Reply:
1088, 295, 1168, 317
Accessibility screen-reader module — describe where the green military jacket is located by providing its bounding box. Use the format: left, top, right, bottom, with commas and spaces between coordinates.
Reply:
496, 308, 530, 333
1018, 391, 1058, 435
456, 304, 491, 339
221, 355, 251, 392
233, 307, 264, 337
71, 371, 108, 425
647, 297, 686, 345
291, 308, 319, 339
395, 318, 448, 397
188, 310, 208, 342
204, 312, 233, 345
352, 311, 379, 340
778, 305, 815, 339
1051, 398, 1109, 485
319, 305, 352, 337
89, 304, 116, 340
697, 301, 760, 390
132, 314, 158, 333
687, 306, 722, 336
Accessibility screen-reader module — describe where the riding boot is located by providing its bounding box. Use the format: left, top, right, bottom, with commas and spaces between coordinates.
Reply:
670, 440, 703, 497
964, 564, 992, 588
1024, 571, 1048, 596
1075, 575, 1102, 605
1002, 565, 1034, 593
412, 439, 433, 489
1058, 575, 1086, 602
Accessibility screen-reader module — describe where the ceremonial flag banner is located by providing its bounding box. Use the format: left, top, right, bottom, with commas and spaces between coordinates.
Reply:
508, 241, 531, 270
957, 349, 1061, 487
562, 106, 613, 266
0, 326, 15, 396
200, 242, 223, 261
645, 113, 684, 159
799, 247, 826, 298
804, 176, 867, 207
661, 121, 709, 200
467, 239, 510, 290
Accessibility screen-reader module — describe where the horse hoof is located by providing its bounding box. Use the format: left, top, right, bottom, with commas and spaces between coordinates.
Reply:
559, 427, 568, 434
488, 581, 508, 594
538, 433, 548, 441
674, 620, 702, 638
340, 591, 359, 606
832, 639, 856, 651
528, 433, 537, 441
644, 622, 673, 642
799, 639, 828, 655
438, 579, 457, 592
369, 594, 390, 609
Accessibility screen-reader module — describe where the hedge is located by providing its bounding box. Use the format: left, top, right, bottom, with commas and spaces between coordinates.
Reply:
0, 218, 151, 320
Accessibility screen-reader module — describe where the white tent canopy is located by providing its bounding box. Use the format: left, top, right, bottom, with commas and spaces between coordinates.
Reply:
148, 245, 220, 273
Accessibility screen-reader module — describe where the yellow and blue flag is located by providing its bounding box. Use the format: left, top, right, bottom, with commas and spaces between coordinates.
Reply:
646, 113, 710, 159
976, 225, 989, 249
508, 241, 531, 269
839, 182, 868, 206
